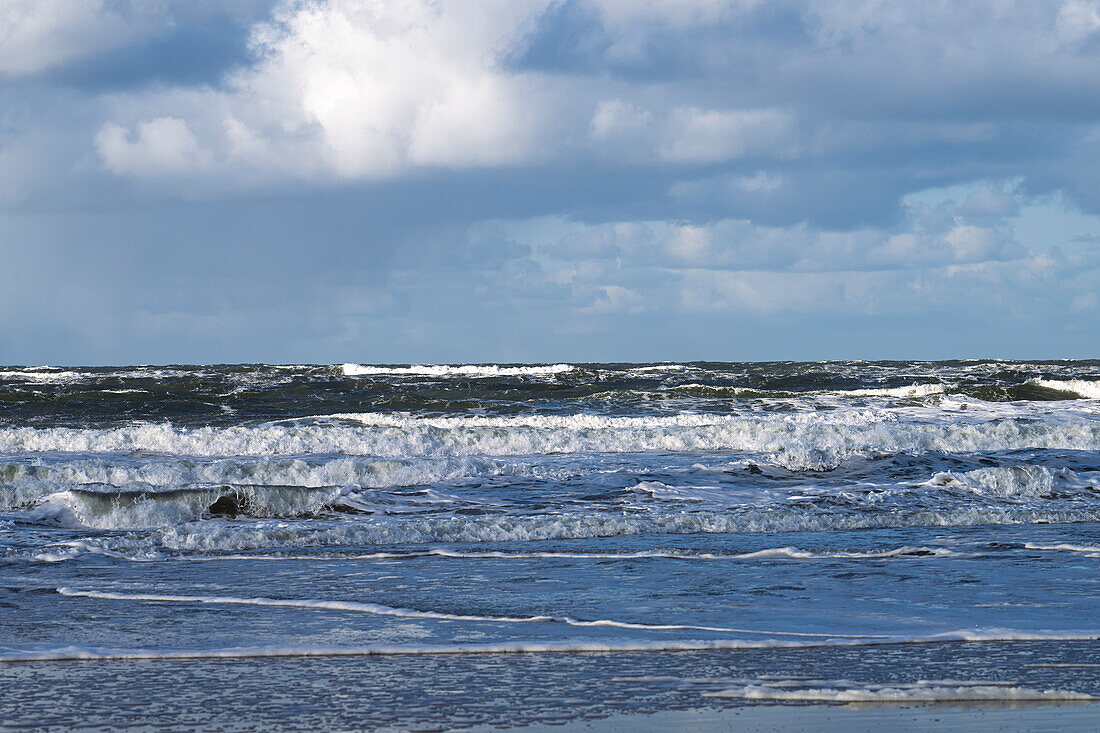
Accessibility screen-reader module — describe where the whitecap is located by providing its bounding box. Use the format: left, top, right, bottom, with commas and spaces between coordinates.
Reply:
0, 369, 88, 384
1024, 542, 1100, 555
1029, 379, 1100, 399
828, 384, 947, 398
340, 363, 574, 378
3, 410, 1097, 472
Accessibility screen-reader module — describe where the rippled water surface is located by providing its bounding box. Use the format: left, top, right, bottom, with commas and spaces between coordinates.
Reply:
2, 361, 1100, 729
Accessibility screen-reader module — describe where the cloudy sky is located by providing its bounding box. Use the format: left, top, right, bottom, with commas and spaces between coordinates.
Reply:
3, 0, 1099, 364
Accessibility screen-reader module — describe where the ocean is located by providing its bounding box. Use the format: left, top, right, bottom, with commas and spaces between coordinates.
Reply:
2, 360, 1100, 730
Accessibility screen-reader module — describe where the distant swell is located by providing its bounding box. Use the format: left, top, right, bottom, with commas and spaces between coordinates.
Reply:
340, 363, 574, 377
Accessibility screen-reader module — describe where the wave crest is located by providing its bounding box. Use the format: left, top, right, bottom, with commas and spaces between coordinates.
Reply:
3, 412, 1096, 472
340, 363, 574, 378
1030, 379, 1100, 399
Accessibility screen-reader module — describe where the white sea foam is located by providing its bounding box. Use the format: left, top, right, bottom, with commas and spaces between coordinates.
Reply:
411, 546, 956, 562
663, 384, 769, 397
629, 479, 812, 507
3, 409, 1090, 473
21, 485, 347, 529
11, 543, 959, 564
626, 364, 690, 372
725, 546, 954, 560
0, 455, 527, 512
0, 369, 88, 383
55, 587, 894, 637
630, 480, 721, 502
829, 384, 948, 398
4, 629, 1100, 664
1030, 379, 1100, 399
660, 384, 948, 399
25, 540, 163, 563
1024, 542, 1100, 556
123, 505, 1100, 550
340, 363, 574, 377
3, 413, 1097, 533
267, 545, 954, 562
15, 479, 497, 529
923, 465, 1096, 499
0, 641, 856, 663
10, 461, 1100, 534
327, 412, 743, 429
703, 677, 1096, 702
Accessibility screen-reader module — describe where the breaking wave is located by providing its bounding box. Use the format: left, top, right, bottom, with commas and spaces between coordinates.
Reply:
831, 384, 947, 398
2, 411, 1097, 472
924, 465, 1097, 499
40, 503, 1094, 547
0, 369, 88, 384
21, 486, 342, 529
1030, 379, 1100, 400
0, 455, 525, 512
1024, 542, 1100, 556
660, 383, 948, 399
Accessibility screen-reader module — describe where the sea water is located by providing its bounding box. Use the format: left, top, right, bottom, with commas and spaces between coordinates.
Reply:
1, 361, 1099, 729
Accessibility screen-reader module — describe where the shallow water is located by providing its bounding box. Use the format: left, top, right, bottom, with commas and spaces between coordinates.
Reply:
2, 361, 1099, 728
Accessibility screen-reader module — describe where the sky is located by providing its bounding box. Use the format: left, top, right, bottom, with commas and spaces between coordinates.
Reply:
2, 0, 1099, 365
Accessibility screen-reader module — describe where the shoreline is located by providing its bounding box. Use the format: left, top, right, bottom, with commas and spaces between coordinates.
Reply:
473, 703, 1100, 733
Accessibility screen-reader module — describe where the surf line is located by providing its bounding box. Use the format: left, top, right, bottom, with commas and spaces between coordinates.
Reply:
6, 632, 1100, 665
180, 545, 956, 562
56, 587, 896, 639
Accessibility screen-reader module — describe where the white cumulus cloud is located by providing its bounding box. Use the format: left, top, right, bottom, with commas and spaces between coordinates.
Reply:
96, 117, 213, 177
0, 0, 168, 77
94, 0, 555, 181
